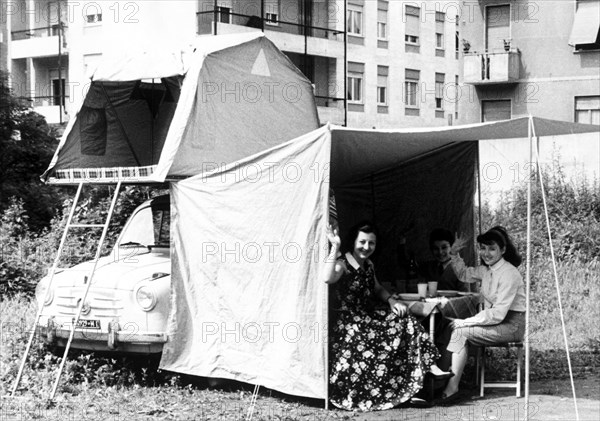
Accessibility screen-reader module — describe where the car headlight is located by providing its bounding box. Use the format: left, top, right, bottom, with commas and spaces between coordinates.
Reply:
135, 286, 156, 311
35, 279, 53, 306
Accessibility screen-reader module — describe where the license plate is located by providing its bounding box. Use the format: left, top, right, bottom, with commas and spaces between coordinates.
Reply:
76, 319, 101, 329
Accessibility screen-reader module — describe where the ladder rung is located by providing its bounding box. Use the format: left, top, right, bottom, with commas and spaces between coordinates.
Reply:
69, 224, 106, 228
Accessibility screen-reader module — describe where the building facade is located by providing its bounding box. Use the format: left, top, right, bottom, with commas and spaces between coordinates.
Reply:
3, 0, 465, 129
459, 0, 600, 124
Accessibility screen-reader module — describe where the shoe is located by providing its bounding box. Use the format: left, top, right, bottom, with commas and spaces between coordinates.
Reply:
426, 370, 454, 380
408, 397, 432, 408
435, 390, 469, 406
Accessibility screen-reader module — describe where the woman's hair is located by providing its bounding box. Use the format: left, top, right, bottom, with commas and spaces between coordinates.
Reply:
343, 220, 379, 254
429, 228, 455, 249
477, 225, 522, 267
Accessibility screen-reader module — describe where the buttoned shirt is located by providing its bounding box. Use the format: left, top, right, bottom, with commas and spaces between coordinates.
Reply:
450, 257, 526, 326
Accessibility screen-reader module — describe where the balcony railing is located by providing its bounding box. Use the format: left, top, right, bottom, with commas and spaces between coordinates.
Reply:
11, 25, 68, 41
16, 96, 70, 107
464, 50, 520, 85
196, 10, 343, 40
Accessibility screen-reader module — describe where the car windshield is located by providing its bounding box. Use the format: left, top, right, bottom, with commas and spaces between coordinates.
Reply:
118, 203, 170, 248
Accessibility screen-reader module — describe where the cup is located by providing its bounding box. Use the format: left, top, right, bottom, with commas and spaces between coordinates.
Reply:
428, 281, 438, 297
417, 283, 428, 298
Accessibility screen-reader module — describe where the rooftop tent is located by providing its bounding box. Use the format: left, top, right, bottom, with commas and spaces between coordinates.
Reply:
160, 117, 599, 401
42, 33, 320, 183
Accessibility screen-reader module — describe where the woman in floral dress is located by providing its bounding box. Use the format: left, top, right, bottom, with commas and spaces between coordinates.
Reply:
321, 221, 449, 411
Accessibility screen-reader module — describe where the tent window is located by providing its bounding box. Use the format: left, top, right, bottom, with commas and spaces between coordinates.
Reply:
575, 96, 600, 124
481, 100, 511, 122
569, 0, 600, 51
79, 105, 107, 155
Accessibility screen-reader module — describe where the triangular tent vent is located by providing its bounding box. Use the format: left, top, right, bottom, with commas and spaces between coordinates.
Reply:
251, 48, 271, 77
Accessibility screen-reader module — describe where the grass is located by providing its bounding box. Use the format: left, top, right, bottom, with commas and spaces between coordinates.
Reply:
0, 251, 600, 421
0, 258, 598, 419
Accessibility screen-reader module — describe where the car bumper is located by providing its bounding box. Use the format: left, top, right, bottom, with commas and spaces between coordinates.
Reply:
36, 320, 167, 354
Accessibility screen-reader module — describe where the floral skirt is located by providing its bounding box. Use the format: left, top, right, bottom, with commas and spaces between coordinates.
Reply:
329, 310, 439, 411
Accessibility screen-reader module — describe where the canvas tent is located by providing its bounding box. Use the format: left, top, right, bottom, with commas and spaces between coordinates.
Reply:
41, 33, 320, 183
159, 117, 599, 406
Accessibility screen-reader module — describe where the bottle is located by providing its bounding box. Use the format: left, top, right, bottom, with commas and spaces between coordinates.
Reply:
395, 237, 409, 293
407, 252, 420, 293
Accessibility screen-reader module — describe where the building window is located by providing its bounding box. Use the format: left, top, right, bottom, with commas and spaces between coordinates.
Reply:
436, 33, 444, 48
455, 75, 459, 119
568, 0, 600, 51
377, 66, 388, 106
405, 5, 420, 45
575, 96, 600, 124
348, 6, 363, 36
435, 73, 445, 109
378, 22, 387, 39
455, 30, 460, 58
348, 73, 363, 103
85, 12, 102, 24
377, 6, 388, 40
486, 4, 510, 52
436, 12, 445, 50
482, 100, 511, 122
404, 69, 420, 107
52, 78, 66, 106
265, 1, 279, 26
217, 6, 231, 24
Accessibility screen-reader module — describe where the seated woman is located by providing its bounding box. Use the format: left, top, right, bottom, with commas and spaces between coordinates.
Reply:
440, 226, 526, 403
322, 221, 451, 411
419, 228, 469, 292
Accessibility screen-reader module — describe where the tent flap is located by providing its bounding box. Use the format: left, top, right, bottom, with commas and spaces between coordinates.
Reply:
159, 127, 332, 399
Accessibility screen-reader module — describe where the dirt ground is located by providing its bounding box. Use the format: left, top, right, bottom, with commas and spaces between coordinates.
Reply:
349, 377, 600, 421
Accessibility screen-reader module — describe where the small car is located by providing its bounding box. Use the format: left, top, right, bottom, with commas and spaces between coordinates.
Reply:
35, 195, 171, 354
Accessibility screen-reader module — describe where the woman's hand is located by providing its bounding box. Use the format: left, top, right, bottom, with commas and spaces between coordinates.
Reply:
449, 318, 466, 329
450, 234, 468, 256
388, 298, 408, 317
326, 223, 341, 249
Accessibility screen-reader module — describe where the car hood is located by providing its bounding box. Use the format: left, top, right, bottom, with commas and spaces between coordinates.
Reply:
50, 248, 170, 290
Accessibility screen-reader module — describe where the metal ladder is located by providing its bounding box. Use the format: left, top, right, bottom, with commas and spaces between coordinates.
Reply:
11, 181, 122, 401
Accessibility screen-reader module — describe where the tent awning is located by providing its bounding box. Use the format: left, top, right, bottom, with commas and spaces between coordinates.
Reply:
330, 116, 600, 186
568, 0, 600, 46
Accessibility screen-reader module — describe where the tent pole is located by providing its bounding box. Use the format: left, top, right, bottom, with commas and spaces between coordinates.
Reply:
525, 116, 533, 412
532, 119, 580, 420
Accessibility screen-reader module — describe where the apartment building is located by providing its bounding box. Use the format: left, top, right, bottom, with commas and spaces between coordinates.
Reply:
195, 0, 464, 128
459, 0, 600, 124
4, 0, 465, 129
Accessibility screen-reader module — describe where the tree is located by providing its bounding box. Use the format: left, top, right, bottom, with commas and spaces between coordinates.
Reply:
0, 70, 64, 230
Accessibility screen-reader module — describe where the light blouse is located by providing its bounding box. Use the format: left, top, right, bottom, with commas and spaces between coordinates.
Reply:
451, 256, 526, 326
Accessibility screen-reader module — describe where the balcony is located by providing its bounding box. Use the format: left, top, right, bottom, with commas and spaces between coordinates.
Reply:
316, 96, 345, 126
464, 50, 520, 85
11, 25, 68, 59
196, 10, 344, 57
14, 96, 69, 124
